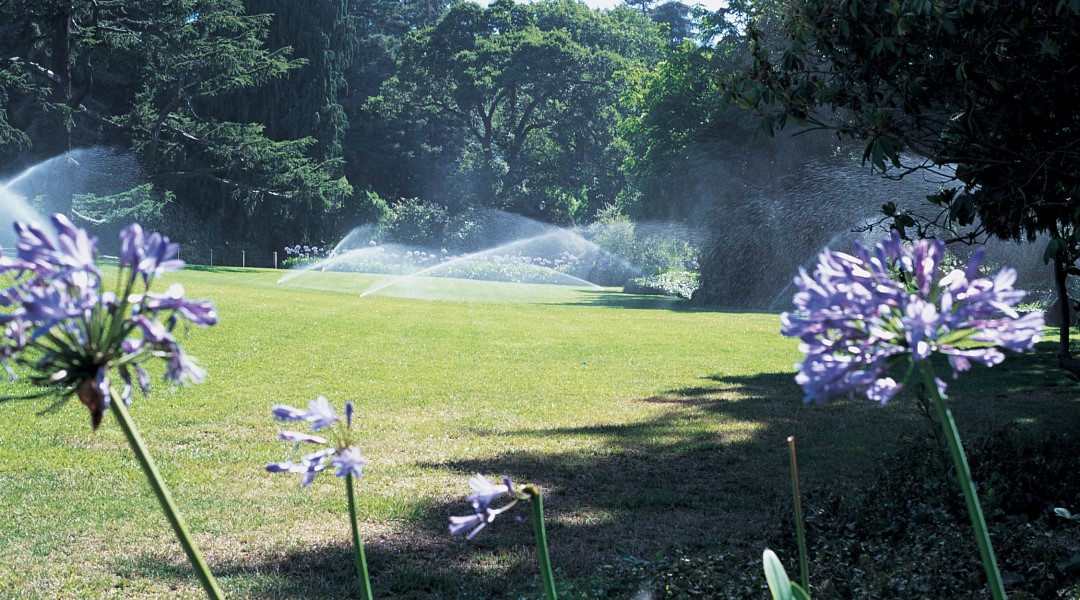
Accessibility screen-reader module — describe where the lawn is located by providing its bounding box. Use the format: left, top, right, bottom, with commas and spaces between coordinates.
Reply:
0, 268, 1076, 598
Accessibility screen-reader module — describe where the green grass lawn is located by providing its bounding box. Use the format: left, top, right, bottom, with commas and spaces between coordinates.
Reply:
0, 268, 1076, 598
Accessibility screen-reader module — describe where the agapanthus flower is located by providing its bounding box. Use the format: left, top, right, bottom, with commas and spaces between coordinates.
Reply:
266, 397, 367, 487
781, 230, 1044, 404
449, 473, 524, 539
0, 215, 217, 429
467, 472, 511, 511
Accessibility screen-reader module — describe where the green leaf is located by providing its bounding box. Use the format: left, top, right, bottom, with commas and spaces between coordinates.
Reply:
955, 62, 966, 81
763, 549, 795, 600
791, 582, 813, 600
1044, 36, 1061, 56
760, 115, 776, 137
1054, 507, 1078, 520
1044, 238, 1067, 264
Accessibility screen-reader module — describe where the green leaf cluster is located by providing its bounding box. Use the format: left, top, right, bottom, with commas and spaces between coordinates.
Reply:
371, 0, 664, 221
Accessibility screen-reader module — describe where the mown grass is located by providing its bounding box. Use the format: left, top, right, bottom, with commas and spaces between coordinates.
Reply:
0, 268, 1076, 599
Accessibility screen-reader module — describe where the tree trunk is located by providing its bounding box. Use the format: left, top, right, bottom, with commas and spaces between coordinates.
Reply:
44, 7, 73, 157
1053, 253, 1080, 373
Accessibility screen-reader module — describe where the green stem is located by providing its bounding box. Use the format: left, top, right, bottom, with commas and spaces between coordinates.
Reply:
346, 474, 373, 600
110, 394, 224, 599
787, 436, 809, 592
917, 362, 1006, 600
526, 487, 557, 600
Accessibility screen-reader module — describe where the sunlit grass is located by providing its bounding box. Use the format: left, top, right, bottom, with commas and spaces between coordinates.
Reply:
0, 268, 1075, 598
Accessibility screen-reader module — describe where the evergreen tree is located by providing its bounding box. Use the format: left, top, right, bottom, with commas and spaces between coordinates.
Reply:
649, 2, 695, 43
343, 0, 429, 204
200, 0, 356, 249
623, 0, 657, 15
0, 0, 348, 258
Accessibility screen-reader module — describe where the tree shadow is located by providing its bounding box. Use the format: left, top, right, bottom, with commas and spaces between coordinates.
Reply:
555, 289, 735, 312
410, 376, 930, 585
117, 499, 540, 599
415, 344, 1076, 587
117, 343, 1079, 597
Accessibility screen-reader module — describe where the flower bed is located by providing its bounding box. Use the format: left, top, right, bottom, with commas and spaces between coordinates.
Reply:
288, 245, 639, 286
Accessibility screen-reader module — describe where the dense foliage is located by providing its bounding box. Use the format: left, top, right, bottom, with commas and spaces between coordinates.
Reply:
6, 0, 1073, 332
370, 0, 663, 222
0, 0, 701, 266
0, 0, 346, 249
730, 0, 1080, 365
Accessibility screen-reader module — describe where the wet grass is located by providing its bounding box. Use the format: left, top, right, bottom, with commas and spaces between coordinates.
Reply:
0, 268, 1076, 598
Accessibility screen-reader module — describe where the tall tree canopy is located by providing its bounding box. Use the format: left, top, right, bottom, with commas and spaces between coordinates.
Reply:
617, 0, 781, 222
731, 0, 1080, 366
620, 40, 728, 221
650, 2, 695, 43
343, 0, 453, 204
0, 0, 349, 254
200, 0, 355, 248
372, 0, 664, 222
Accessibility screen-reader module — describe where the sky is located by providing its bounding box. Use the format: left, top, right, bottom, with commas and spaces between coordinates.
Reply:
469, 0, 729, 13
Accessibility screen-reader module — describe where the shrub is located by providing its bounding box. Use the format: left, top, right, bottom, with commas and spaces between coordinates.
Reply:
380, 198, 452, 247
624, 270, 699, 299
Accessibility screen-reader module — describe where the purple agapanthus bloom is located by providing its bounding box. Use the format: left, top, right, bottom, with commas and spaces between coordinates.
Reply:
333, 448, 368, 479
0, 215, 217, 430
467, 473, 512, 511
305, 395, 340, 430
120, 224, 185, 285
449, 474, 524, 539
781, 230, 1044, 404
266, 397, 367, 487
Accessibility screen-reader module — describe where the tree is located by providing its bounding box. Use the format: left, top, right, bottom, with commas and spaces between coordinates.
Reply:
731, 0, 1080, 369
372, 0, 663, 221
650, 2, 695, 43
0, 60, 43, 157
620, 40, 728, 221
343, 0, 452, 205
623, 0, 658, 15
618, 0, 783, 222
0, 1, 348, 255
202, 0, 356, 248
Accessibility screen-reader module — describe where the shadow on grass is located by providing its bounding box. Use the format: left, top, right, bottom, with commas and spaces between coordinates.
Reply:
119, 344, 1079, 598
118, 502, 543, 599
119, 542, 487, 599
554, 289, 726, 312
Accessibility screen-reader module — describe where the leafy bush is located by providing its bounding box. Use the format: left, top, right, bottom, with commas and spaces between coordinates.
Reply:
379, 198, 451, 247
587, 204, 700, 294
624, 270, 699, 299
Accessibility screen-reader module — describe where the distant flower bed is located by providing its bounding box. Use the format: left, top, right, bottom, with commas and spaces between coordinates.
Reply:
282, 244, 331, 269
623, 270, 699, 299
285, 245, 636, 286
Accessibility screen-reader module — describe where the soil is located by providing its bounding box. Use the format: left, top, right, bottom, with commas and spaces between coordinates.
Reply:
595, 427, 1080, 599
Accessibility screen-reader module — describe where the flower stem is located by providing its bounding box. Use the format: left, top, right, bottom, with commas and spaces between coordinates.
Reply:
787, 436, 810, 592
525, 486, 557, 600
346, 474, 373, 600
917, 363, 1006, 600
110, 394, 224, 599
